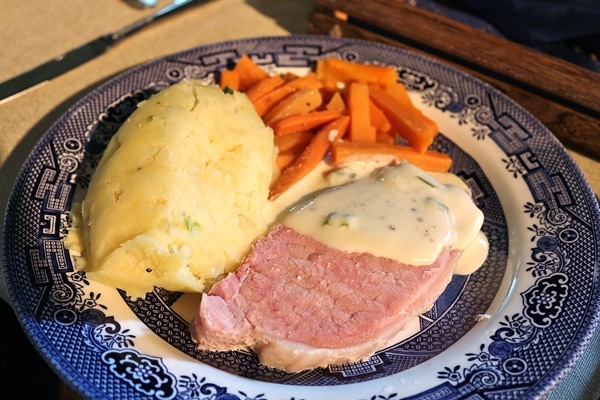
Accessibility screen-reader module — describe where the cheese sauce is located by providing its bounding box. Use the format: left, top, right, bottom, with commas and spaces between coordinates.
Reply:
278, 162, 488, 274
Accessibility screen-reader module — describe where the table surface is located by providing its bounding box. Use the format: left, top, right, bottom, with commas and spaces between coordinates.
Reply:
0, 1, 598, 399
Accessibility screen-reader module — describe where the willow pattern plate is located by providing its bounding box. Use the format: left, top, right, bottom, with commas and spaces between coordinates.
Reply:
3, 35, 599, 400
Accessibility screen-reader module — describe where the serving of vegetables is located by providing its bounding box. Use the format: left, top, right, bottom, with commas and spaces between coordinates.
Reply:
218, 54, 451, 200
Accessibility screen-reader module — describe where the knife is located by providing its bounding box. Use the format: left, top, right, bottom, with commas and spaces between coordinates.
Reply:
0, 0, 200, 103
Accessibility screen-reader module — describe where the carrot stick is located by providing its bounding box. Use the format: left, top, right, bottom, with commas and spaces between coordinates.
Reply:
346, 82, 376, 142
368, 84, 438, 153
382, 80, 413, 108
274, 130, 315, 153
330, 141, 452, 172
252, 85, 296, 117
369, 98, 391, 133
234, 54, 268, 91
376, 130, 396, 145
263, 87, 323, 126
276, 150, 302, 171
316, 57, 398, 91
271, 110, 341, 136
245, 75, 285, 103
325, 91, 347, 114
284, 73, 323, 90
219, 69, 239, 91
281, 72, 300, 82
269, 116, 350, 200
251, 73, 323, 117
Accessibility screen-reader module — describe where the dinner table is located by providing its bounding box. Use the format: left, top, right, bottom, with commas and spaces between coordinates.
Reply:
0, 0, 598, 399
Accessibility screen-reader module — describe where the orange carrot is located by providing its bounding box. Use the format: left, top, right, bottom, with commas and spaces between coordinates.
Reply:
382, 80, 413, 108
368, 83, 438, 153
369, 98, 391, 133
274, 130, 315, 153
316, 57, 398, 91
251, 73, 323, 117
245, 75, 285, 103
269, 116, 350, 200
264, 87, 323, 126
219, 69, 239, 91
330, 141, 452, 172
376, 130, 396, 145
346, 82, 376, 142
271, 110, 341, 136
284, 73, 323, 90
234, 54, 268, 91
281, 72, 300, 82
252, 85, 297, 117
226, 54, 452, 188
276, 150, 302, 171
325, 91, 347, 114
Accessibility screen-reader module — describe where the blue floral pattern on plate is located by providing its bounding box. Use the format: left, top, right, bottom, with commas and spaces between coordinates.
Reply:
2, 35, 599, 400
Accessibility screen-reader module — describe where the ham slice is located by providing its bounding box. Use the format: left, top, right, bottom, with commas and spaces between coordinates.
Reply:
190, 224, 460, 372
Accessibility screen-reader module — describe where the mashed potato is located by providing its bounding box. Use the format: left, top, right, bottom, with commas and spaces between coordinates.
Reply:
71, 81, 275, 299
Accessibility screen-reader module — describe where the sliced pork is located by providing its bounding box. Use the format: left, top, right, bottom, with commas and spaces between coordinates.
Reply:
190, 224, 460, 372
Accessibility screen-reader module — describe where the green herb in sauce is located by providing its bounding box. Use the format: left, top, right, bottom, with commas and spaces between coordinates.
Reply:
417, 175, 436, 188
323, 212, 355, 228
184, 216, 200, 231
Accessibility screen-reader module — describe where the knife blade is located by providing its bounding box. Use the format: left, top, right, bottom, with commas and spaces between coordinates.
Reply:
0, 0, 200, 103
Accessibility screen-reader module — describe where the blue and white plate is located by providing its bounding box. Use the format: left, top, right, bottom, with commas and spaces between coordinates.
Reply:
3, 35, 599, 400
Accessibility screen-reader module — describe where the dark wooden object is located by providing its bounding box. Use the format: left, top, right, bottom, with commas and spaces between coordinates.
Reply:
308, 0, 600, 159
